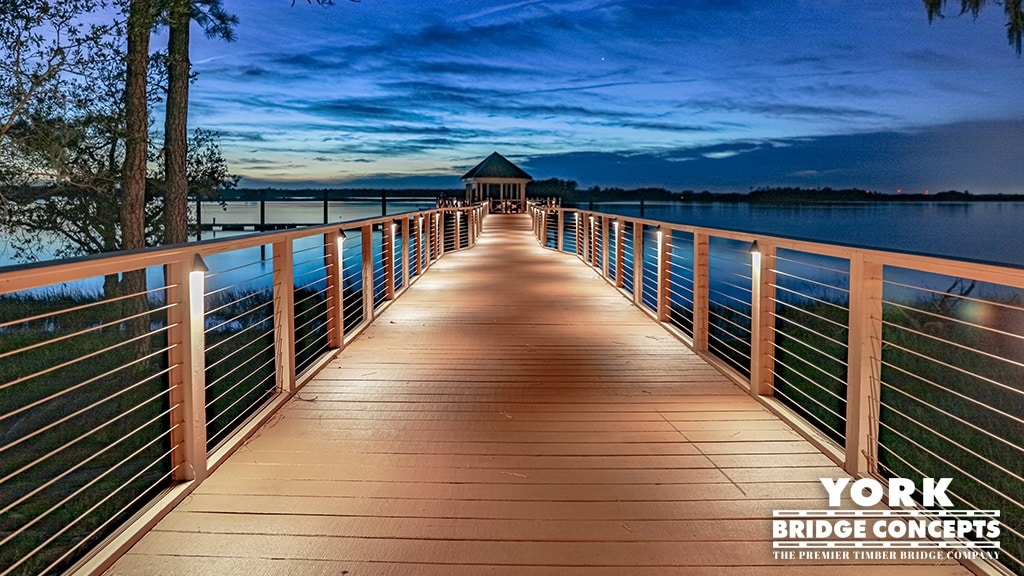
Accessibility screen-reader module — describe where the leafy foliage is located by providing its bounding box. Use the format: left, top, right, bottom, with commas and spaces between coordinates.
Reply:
925, 0, 1024, 54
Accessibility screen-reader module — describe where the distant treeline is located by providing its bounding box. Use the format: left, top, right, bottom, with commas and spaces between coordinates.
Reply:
527, 180, 1024, 204
680, 187, 1024, 203
7, 183, 1022, 205
526, 179, 677, 203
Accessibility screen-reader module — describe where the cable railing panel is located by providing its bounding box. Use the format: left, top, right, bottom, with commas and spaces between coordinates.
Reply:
879, 266, 1024, 574
706, 236, 753, 377
769, 248, 851, 445
543, 210, 560, 250
393, 224, 405, 292
561, 212, 578, 254
201, 245, 277, 452
442, 211, 457, 254
371, 227, 388, 309
340, 230, 365, 336
621, 223, 635, 295
640, 224, 659, 313
666, 233, 696, 337
0, 270, 174, 576
292, 236, 331, 376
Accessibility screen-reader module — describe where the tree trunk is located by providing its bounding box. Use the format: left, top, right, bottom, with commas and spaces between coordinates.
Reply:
121, 0, 154, 375
164, 0, 190, 245
122, 0, 151, 252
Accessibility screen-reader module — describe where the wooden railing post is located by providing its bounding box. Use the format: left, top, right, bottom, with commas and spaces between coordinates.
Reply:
657, 229, 671, 322
401, 217, 411, 289
693, 232, 710, 352
455, 210, 463, 251
575, 212, 584, 259
583, 214, 592, 264
749, 241, 777, 397
272, 239, 297, 393
325, 231, 344, 350
475, 206, 482, 244
557, 209, 565, 252
438, 212, 446, 258
166, 255, 208, 482
845, 254, 884, 476
361, 224, 375, 322
632, 221, 643, 305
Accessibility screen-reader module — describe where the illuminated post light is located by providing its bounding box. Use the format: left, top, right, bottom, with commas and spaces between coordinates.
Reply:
189, 254, 209, 317
656, 227, 665, 287
748, 236, 771, 398
749, 240, 761, 272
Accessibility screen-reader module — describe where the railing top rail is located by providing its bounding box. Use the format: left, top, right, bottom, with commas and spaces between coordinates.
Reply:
0, 205, 480, 296
538, 205, 1024, 289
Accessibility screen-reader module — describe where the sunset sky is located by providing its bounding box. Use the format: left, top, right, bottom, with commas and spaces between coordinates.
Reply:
175, 0, 1024, 193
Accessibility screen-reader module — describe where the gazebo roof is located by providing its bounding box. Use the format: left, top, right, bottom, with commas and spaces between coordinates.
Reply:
461, 152, 532, 181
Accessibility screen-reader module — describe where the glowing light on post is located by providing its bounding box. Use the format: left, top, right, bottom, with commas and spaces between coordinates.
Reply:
656, 227, 664, 266
189, 254, 209, 318
749, 240, 761, 274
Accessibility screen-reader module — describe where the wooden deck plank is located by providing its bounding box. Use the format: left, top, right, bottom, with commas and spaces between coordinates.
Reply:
107, 556, 971, 576
106, 214, 969, 575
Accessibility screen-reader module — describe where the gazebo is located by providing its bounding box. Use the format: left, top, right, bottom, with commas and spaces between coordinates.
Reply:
462, 151, 532, 213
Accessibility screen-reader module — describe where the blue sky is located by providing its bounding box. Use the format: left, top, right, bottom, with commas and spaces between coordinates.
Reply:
177, 0, 1024, 192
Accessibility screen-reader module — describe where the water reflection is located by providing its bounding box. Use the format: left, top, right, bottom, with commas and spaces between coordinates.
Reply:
584, 201, 1024, 268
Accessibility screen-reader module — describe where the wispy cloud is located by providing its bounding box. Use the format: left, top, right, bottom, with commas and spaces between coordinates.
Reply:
180, 0, 1024, 190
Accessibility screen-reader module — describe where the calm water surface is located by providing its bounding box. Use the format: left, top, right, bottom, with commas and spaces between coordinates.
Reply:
585, 201, 1024, 268
2, 200, 1022, 296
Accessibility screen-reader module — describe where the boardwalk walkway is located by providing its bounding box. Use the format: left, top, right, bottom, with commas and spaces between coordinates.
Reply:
106, 215, 969, 576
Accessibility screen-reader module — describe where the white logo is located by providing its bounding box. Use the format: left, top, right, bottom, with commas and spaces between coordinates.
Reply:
772, 477, 1000, 562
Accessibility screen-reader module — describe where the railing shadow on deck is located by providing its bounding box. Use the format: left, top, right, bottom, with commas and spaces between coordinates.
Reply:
529, 203, 1024, 576
0, 204, 486, 576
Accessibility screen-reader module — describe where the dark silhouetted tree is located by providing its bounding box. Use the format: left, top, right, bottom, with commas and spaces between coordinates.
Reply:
925, 0, 1024, 54
160, 0, 237, 245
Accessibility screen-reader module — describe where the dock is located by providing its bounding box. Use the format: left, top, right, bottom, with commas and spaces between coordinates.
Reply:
103, 215, 970, 575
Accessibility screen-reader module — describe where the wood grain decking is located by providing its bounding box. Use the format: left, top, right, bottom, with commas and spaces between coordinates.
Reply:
106, 214, 970, 576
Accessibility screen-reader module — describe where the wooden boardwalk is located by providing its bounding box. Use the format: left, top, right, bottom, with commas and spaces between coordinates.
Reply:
106, 215, 969, 576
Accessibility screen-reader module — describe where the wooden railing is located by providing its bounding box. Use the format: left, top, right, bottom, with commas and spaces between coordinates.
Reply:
530, 204, 1024, 576
0, 204, 486, 576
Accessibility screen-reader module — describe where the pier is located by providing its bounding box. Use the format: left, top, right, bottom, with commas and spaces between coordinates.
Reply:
0, 208, 1018, 576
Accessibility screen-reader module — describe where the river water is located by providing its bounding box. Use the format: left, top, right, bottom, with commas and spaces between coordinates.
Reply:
582, 201, 1024, 268
0, 200, 429, 269
2, 199, 1022, 299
